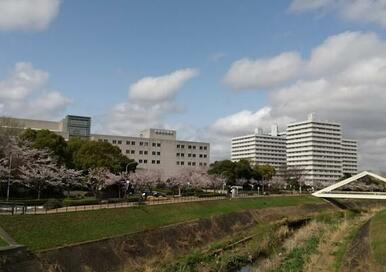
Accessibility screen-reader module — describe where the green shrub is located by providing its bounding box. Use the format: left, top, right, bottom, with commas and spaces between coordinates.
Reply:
44, 199, 64, 210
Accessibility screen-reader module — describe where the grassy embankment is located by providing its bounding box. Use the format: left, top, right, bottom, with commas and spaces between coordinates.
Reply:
0, 237, 8, 247
370, 209, 386, 267
0, 195, 322, 251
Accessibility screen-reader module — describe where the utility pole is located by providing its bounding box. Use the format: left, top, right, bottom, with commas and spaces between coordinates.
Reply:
6, 153, 12, 202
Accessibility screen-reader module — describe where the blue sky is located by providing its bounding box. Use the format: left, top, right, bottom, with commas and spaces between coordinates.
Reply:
1, 0, 386, 169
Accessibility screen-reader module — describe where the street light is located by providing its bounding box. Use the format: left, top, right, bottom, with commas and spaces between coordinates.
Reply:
125, 161, 137, 174
6, 153, 12, 202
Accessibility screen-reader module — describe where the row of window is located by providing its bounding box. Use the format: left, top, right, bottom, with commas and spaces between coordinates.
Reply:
99, 138, 161, 147
125, 150, 161, 156
176, 153, 208, 158
176, 144, 208, 150
176, 161, 208, 166
138, 159, 161, 164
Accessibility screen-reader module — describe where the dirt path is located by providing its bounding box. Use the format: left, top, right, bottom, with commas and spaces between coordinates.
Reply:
341, 219, 382, 272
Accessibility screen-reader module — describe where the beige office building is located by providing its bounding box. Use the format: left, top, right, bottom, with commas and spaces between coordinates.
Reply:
1, 115, 210, 176
91, 128, 210, 176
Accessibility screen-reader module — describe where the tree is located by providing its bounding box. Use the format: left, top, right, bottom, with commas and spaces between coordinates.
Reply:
208, 160, 237, 184
18, 148, 61, 199
68, 139, 137, 173
85, 168, 111, 197
58, 166, 83, 197
129, 169, 161, 192
20, 129, 71, 166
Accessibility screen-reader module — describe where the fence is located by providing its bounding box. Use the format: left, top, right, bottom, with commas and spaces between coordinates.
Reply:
0, 192, 301, 215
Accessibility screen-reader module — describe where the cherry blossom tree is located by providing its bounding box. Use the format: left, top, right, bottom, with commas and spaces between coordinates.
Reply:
18, 150, 61, 200
129, 169, 161, 192
58, 166, 83, 197
86, 167, 111, 197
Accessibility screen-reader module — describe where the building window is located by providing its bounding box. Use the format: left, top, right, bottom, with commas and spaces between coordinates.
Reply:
131, 141, 135, 145
152, 143, 156, 147
156, 160, 160, 164
204, 154, 207, 158
143, 160, 147, 164
104, 139, 108, 142
181, 161, 184, 166
139, 151, 143, 155
177, 153, 180, 157
204, 146, 207, 150
177, 161, 180, 165
139, 159, 143, 163
144, 142, 148, 146
126, 150, 130, 154
157, 151, 160, 156
192, 162, 196, 166
98, 139, 103, 142
157, 143, 161, 147
200, 146, 203, 150
181, 153, 185, 157
193, 146, 196, 149
193, 154, 196, 158
188, 162, 191, 166
152, 160, 155, 164
181, 145, 185, 148
140, 141, 143, 146
204, 163, 207, 166
199, 154, 203, 158
188, 145, 192, 149
126, 141, 130, 145
131, 150, 135, 154
112, 140, 117, 144
144, 151, 148, 155
188, 154, 191, 157
199, 162, 202, 166
177, 144, 180, 148
152, 151, 156, 155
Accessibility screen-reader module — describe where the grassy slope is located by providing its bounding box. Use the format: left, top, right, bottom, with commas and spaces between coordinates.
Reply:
0, 196, 322, 251
0, 237, 7, 247
370, 209, 386, 266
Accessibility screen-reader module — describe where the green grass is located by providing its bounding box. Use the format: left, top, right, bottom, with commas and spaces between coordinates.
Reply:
0, 237, 8, 247
273, 235, 321, 272
370, 209, 386, 266
0, 195, 322, 251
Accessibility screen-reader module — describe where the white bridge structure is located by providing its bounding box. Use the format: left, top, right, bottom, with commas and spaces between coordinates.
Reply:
312, 171, 386, 200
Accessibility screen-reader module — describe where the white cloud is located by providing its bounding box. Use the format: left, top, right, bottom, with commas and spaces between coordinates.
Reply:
0, 62, 71, 119
0, 0, 60, 31
218, 31, 386, 170
129, 68, 198, 104
224, 52, 303, 90
289, 0, 335, 12
101, 68, 198, 136
289, 0, 386, 28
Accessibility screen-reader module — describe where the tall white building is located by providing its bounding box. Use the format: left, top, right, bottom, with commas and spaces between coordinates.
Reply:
231, 125, 286, 169
342, 139, 358, 175
286, 114, 358, 185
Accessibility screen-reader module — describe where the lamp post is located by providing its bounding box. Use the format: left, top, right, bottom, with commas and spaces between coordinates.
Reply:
125, 161, 137, 174
6, 153, 12, 202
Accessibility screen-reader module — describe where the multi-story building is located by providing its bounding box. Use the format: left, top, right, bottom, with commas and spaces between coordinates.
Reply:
0, 116, 210, 176
91, 128, 210, 176
286, 114, 357, 185
0, 115, 91, 140
342, 139, 358, 175
231, 114, 359, 185
231, 125, 286, 169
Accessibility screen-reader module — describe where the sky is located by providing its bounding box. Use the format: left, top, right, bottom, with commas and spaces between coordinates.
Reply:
0, 0, 386, 170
